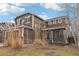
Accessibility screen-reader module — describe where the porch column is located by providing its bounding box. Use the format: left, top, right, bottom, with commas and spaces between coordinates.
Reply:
27, 29, 29, 44
63, 30, 68, 44
32, 15, 34, 29
41, 30, 43, 40
51, 30, 53, 43
21, 27, 24, 44
21, 28, 24, 37
44, 30, 47, 41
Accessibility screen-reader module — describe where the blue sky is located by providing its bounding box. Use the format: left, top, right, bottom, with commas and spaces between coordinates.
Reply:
0, 3, 74, 22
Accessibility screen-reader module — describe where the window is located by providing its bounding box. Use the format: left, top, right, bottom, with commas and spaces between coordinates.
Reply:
62, 18, 65, 23
48, 21, 52, 25
53, 21, 54, 24
17, 18, 21, 26
65, 19, 68, 24
53, 20, 56, 24
56, 20, 58, 24
58, 19, 62, 24
23, 15, 32, 25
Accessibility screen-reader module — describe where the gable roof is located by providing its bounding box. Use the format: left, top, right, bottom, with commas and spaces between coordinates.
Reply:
14, 12, 70, 24
15, 13, 45, 21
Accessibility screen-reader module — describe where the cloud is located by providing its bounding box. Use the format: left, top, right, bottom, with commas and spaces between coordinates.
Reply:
38, 12, 49, 20
9, 6, 25, 13
39, 14, 48, 19
9, 20, 15, 23
0, 12, 8, 15
10, 3, 36, 7
40, 3, 65, 11
0, 3, 25, 15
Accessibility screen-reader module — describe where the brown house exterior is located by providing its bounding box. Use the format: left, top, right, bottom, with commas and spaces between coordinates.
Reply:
0, 13, 72, 48
14, 13, 47, 47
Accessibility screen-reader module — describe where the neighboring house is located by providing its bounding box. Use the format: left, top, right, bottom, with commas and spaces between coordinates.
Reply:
0, 13, 72, 48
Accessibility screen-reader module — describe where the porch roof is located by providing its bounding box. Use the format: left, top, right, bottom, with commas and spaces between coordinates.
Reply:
42, 26, 66, 30
15, 25, 33, 30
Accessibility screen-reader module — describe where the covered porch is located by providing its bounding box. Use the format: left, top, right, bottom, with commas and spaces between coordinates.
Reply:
42, 26, 68, 44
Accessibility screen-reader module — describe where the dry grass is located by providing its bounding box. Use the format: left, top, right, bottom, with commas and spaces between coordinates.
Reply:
0, 45, 79, 56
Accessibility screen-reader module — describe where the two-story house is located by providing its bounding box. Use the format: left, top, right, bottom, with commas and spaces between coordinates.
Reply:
0, 13, 72, 48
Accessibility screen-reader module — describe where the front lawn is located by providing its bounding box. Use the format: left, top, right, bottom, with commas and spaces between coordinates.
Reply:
0, 45, 79, 56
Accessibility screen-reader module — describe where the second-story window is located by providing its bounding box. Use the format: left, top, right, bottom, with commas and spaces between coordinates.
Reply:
62, 18, 65, 23
24, 15, 32, 25
17, 18, 21, 26
53, 20, 56, 24
58, 19, 62, 24
48, 21, 52, 25
56, 20, 58, 24
65, 19, 68, 24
